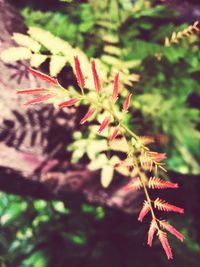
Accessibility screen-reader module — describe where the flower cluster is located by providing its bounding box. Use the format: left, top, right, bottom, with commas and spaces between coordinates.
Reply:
17, 56, 184, 259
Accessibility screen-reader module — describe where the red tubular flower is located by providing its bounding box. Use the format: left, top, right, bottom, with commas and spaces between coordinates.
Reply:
91, 60, 101, 94
98, 117, 110, 134
112, 73, 119, 102
80, 107, 96, 125
147, 220, 158, 247
28, 67, 58, 85
138, 200, 150, 222
123, 93, 132, 112
16, 88, 49, 95
158, 230, 173, 260
24, 93, 55, 105
58, 98, 78, 108
160, 220, 185, 242
154, 198, 184, 214
74, 56, 85, 91
109, 127, 119, 142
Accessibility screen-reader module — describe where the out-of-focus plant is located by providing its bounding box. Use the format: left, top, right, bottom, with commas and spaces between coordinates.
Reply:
19, 0, 200, 175
1, 0, 200, 262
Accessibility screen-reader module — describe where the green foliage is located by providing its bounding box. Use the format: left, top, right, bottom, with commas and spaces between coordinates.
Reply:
1, 190, 200, 267
18, 0, 199, 175
0, 0, 200, 264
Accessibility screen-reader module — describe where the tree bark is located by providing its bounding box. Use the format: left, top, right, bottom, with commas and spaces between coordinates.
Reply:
0, 0, 141, 214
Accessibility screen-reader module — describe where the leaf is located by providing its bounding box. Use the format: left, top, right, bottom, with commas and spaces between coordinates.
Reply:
87, 140, 108, 160
22, 250, 48, 267
101, 164, 114, 188
12, 33, 41, 52
88, 154, 107, 171
49, 55, 67, 76
28, 27, 73, 58
104, 45, 121, 56
30, 54, 48, 68
0, 47, 32, 62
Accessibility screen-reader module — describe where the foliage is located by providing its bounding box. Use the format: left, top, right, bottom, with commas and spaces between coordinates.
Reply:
12, 0, 200, 174
0, 0, 200, 264
0, 190, 200, 267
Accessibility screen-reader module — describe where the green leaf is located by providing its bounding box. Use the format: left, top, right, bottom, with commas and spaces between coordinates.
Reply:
30, 54, 48, 68
12, 33, 41, 52
22, 251, 48, 267
49, 55, 67, 76
101, 164, 114, 188
52, 201, 70, 214
0, 47, 32, 62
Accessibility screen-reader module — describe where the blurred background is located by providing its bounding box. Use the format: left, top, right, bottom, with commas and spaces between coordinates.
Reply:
0, 0, 200, 266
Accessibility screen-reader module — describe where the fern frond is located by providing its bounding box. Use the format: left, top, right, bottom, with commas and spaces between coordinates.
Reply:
138, 200, 150, 222
124, 177, 143, 191
147, 219, 158, 247
158, 230, 173, 260
12, 33, 41, 52
165, 21, 200, 47
154, 198, 184, 214
148, 177, 178, 189
159, 220, 185, 242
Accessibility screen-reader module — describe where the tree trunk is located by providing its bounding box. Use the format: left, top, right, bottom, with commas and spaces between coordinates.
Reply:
0, 0, 141, 214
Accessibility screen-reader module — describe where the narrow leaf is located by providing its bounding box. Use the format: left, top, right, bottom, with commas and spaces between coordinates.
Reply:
109, 127, 119, 143
98, 117, 110, 134
74, 56, 85, 91
80, 107, 96, 124
160, 220, 185, 242
24, 94, 55, 105
16, 88, 49, 95
158, 230, 173, 260
147, 220, 158, 247
124, 177, 143, 191
28, 67, 58, 85
154, 198, 184, 214
148, 177, 178, 189
112, 73, 119, 102
123, 93, 132, 113
58, 98, 78, 108
91, 60, 101, 94
138, 200, 150, 222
